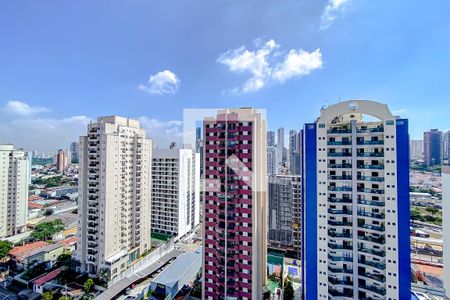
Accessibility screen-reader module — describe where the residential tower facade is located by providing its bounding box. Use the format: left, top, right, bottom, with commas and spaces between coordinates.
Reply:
301, 100, 410, 300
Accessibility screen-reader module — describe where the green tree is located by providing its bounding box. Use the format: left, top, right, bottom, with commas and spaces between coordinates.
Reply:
98, 267, 111, 284
84, 278, 94, 294
284, 277, 294, 300
31, 219, 65, 241
0, 240, 13, 259
42, 292, 54, 300
59, 296, 72, 300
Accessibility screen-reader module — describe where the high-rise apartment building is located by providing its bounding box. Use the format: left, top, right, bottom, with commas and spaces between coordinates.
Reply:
268, 175, 301, 259
151, 148, 200, 241
0, 145, 29, 238
195, 127, 204, 176
202, 108, 267, 300
409, 140, 423, 161
267, 131, 275, 147
276, 127, 285, 173
443, 165, 450, 299
423, 129, 442, 166
301, 100, 410, 299
289, 129, 302, 175
70, 141, 79, 163
267, 146, 276, 175
444, 131, 450, 161
57, 149, 66, 172
76, 116, 152, 279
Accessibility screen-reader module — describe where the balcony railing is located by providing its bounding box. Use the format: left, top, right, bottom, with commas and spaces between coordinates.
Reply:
329, 197, 352, 204
357, 164, 384, 170
328, 163, 352, 169
328, 129, 352, 134
358, 211, 385, 219
358, 235, 385, 244
329, 186, 353, 192
328, 232, 352, 239
357, 140, 384, 145
357, 188, 384, 194
328, 152, 352, 157
358, 247, 386, 257
357, 176, 384, 182
358, 199, 385, 207
329, 175, 352, 180
328, 220, 352, 226
359, 283, 386, 296
328, 254, 353, 262
358, 223, 385, 232
328, 141, 352, 146
328, 208, 353, 215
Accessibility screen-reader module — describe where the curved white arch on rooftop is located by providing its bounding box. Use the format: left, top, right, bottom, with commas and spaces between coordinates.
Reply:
318, 100, 395, 123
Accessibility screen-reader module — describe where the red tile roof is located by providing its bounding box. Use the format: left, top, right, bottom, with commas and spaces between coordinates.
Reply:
28, 203, 44, 209
58, 236, 78, 246
28, 195, 43, 201
9, 241, 49, 261
33, 267, 62, 286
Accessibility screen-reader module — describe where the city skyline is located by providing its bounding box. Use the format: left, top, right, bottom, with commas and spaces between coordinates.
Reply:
1, 1, 450, 151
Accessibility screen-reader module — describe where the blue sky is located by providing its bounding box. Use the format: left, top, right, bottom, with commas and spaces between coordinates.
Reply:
0, 0, 449, 152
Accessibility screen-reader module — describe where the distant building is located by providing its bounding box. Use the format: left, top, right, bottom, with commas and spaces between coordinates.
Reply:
410, 139, 423, 161
202, 108, 267, 299
76, 116, 152, 279
195, 126, 204, 176
70, 141, 79, 163
301, 100, 410, 299
443, 165, 450, 299
267, 131, 275, 147
267, 146, 276, 175
56, 149, 66, 172
276, 127, 285, 173
0, 145, 29, 238
424, 129, 442, 166
268, 175, 301, 259
444, 130, 450, 161
151, 148, 200, 241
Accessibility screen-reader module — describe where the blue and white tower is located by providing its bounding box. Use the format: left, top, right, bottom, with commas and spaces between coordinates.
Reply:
301, 100, 410, 300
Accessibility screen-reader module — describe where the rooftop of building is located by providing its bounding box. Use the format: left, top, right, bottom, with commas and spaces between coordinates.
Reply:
152, 247, 202, 287
9, 241, 49, 259
33, 267, 63, 286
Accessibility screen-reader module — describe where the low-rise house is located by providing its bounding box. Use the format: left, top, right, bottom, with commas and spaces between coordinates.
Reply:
32, 267, 63, 294
23, 243, 65, 270
9, 242, 65, 271
58, 236, 78, 252
9, 241, 49, 270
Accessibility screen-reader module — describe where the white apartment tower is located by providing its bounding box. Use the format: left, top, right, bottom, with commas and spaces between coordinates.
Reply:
151, 148, 200, 241
0, 145, 29, 238
302, 100, 410, 300
76, 116, 152, 280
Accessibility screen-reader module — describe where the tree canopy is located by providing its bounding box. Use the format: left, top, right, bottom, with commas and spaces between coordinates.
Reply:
31, 219, 65, 241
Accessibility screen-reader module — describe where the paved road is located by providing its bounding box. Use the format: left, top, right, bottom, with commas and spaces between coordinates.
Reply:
96, 249, 182, 300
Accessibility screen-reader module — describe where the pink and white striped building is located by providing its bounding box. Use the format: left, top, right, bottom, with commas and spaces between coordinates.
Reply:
202, 108, 267, 300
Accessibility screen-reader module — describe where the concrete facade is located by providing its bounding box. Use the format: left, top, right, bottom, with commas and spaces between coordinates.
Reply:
202, 108, 267, 300
151, 148, 200, 241
0, 144, 29, 238
76, 116, 152, 280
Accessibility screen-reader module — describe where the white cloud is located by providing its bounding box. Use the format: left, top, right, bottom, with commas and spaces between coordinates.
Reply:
272, 49, 323, 82
218, 39, 322, 93
3, 100, 49, 116
138, 116, 183, 148
320, 0, 351, 30
138, 70, 180, 95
